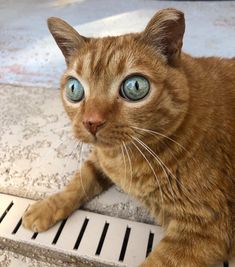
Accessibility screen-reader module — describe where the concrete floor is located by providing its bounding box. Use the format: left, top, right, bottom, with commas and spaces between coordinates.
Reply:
1, 0, 235, 266
1, 0, 235, 88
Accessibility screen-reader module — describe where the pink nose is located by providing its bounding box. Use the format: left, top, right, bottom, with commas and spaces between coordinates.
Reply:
82, 116, 106, 135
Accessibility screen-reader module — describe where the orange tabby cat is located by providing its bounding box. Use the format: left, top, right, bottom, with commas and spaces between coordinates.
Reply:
22, 8, 235, 267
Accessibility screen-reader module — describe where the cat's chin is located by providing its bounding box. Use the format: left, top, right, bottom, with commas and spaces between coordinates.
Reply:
92, 139, 121, 149
74, 130, 127, 149
76, 135, 120, 148
95, 141, 120, 149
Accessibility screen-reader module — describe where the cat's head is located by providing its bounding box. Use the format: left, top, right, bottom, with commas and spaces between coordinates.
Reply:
48, 8, 189, 148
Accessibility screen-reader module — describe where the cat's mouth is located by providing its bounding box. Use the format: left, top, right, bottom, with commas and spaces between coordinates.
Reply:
95, 136, 123, 147
87, 134, 124, 147
74, 127, 132, 148
95, 127, 135, 148
73, 130, 118, 147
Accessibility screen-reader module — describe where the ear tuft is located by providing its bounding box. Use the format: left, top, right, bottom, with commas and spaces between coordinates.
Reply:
143, 8, 185, 66
47, 17, 86, 64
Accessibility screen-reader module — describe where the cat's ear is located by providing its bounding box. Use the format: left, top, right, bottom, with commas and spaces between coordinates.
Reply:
47, 17, 86, 64
143, 8, 185, 66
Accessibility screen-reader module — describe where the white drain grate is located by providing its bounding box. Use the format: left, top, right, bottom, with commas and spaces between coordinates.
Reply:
0, 193, 232, 267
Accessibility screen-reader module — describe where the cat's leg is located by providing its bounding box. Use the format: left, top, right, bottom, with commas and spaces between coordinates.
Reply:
140, 219, 229, 267
22, 158, 111, 232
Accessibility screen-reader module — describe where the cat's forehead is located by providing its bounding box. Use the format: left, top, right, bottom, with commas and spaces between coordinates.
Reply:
73, 36, 137, 79
65, 34, 165, 96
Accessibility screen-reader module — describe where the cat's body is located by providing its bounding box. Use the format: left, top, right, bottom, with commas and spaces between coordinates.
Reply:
23, 9, 235, 267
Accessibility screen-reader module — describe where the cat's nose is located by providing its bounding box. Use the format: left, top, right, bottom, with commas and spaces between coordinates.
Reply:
82, 115, 106, 136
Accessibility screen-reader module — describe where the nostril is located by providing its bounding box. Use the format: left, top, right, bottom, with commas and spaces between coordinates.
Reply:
83, 119, 106, 135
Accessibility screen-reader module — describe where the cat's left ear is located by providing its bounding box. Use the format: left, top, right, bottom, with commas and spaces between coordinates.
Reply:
47, 17, 86, 65
142, 8, 185, 66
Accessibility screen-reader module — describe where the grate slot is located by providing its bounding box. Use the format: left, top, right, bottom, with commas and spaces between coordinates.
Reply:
55, 211, 87, 250
73, 218, 89, 250
0, 194, 229, 267
12, 218, 22, 235
122, 223, 151, 266
11, 205, 38, 240
146, 232, 154, 257
31, 232, 38, 240
0, 201, 14, 223
31, 222, 62, 246
95, 222, 109, 256
119, 226, 131, 262
52, 219, 67, 245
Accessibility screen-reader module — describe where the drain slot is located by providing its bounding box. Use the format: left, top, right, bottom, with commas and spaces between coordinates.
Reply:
146, 232, 154, 257
74, 218, 89, 250
52, 219, 67, 245
0, 194, 169, 267
0, 201, 14, 223
95, 222, 109, 256
31, 232, 38, 240
119, 226, 131, 262
12, 218, 22, 234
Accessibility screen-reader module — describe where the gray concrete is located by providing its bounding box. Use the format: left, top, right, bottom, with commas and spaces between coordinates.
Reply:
0, 84, 153, 225
1, 0, 235, 266
1, 1, 235, 87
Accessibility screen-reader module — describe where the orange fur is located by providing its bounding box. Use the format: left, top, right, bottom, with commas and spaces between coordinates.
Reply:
23, 8, 235, 267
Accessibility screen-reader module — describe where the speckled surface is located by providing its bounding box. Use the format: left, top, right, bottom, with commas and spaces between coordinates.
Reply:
0, 237, 117, 267
0, 83, 152, 266
0, 248, 59, 267
0, 84, 152, 223
1, 0, 235, 88
1, 0, 235, 266
0, 84, 76, 199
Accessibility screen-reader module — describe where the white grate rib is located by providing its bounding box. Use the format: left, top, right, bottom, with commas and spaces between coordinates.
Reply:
0, 193, 231, 267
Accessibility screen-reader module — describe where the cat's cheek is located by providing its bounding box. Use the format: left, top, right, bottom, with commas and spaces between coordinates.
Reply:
61, 96, 84, 122
74, 133, 95, 144
73, 123, 104, 145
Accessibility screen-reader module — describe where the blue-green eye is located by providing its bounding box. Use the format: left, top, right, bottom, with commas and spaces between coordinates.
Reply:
120, 75, 150, 101
65, 78, 84, 102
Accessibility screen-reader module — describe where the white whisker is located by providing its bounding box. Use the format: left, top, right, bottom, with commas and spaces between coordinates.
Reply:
120, 145, 127, 188
131, 126, 187, 152
35, 134, 78, 168
122, 142, 133, 195
131, 130, 194, 202
131, 140, 165, 214
78, 142, 88, 200
132, 136, 175, 202
64, 139, 80, 168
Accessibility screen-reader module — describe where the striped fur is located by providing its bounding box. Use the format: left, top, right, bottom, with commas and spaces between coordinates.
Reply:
23, 8, 235, 267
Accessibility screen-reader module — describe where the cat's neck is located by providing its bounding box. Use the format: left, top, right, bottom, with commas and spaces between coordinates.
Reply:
95, 146, 121, 159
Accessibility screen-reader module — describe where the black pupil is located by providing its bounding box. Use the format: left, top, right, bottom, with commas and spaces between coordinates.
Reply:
135, 81, 139, 90
71, 84, 74, 93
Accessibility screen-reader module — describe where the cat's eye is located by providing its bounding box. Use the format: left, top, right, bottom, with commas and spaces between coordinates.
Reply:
65, 78, 84, 102
120, 75, 150, 101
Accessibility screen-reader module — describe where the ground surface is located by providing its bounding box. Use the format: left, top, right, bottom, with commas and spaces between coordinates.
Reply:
1, 0, 235, 88
1, 0, 235, 266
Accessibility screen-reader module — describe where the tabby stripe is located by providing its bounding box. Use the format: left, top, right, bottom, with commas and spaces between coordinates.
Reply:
81, 52, 92, 78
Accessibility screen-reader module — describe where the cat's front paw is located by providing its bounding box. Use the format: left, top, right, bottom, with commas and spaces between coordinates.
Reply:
22, 198, 56, 232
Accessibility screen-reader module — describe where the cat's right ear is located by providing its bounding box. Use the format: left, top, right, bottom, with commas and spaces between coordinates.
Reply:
142, 8, 185, 66
47, 17, 86, 65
